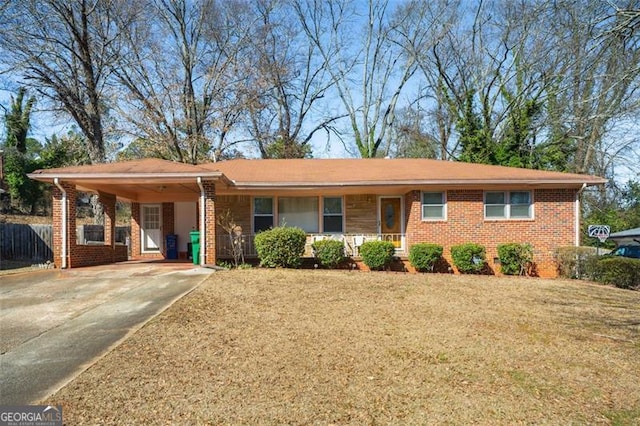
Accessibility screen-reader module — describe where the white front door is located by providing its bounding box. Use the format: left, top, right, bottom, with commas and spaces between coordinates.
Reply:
141, 204, 162, 252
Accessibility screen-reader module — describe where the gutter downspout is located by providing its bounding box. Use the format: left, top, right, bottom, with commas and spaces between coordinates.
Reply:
54, 178, 67, 269
197, 177, 206, 266
575, 183, 587, 246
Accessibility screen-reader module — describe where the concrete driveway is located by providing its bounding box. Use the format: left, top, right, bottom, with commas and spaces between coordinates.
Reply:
0, 262, 214, 405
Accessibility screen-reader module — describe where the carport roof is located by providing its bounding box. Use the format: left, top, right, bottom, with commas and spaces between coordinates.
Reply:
29, 158, 222, 179
28, 158, 228, 202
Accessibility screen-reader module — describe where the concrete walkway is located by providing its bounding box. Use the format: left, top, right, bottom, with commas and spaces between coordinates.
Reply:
0, 262, 214, 405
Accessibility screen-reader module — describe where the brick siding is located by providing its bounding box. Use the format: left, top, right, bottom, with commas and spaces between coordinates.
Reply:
405, 188, 577, 277
52, 183, 127, 268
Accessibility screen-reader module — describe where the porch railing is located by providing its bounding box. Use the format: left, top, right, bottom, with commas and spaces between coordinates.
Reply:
215, 233, 406, 259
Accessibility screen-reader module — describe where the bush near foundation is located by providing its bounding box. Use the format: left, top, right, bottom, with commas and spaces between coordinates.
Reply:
254, 226, 306, 268
497, 243, 533, 275
311, 239, 346, 268
409, 243, 443, 272
588, 257, 640, 290
554, 246, 599, 279
359, 240, 396, 271
451, 243, 486, 274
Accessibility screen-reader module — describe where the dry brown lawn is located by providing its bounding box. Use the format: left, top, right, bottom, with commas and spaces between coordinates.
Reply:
46, 269, 640, 425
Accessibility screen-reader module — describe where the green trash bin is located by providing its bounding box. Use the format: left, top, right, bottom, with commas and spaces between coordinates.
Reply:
190, 230, 200, 265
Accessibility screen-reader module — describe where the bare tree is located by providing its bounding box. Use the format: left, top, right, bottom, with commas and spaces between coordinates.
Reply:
0, 0, 134, 163
111, 0, 252, 163
241, 0, 342, 159
540, 0, 640, 176
294, 0, 424, 158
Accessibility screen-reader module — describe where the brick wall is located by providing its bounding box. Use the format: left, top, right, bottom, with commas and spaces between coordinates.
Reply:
52, 181, 76, 268
131, 202, 142, 258
52, 184, 128, 268
203, 180, 217, 265
69, 244, 129, 267
405, 188, 577, 277
99, 191, 116, 247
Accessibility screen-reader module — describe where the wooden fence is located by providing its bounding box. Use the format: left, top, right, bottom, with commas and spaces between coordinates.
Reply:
0, 223, 53, 262
0, 224, 131, 262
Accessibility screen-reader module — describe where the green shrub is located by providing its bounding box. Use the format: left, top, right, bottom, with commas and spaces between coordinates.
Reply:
312, 239, 346, 268
589, 257, 640, 290
554, 246, 599, 279
409, 243, 443, 272
359, 240, 396, 271
497, 243, 533, 275
254, 226, 307, 268
451, 243, 486, 274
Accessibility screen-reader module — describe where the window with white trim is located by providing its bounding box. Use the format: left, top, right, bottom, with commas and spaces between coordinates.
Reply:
484, 191, 532, 219
253, 197, 274, 233
421, 191, 446, 220
323, 197, 343, 233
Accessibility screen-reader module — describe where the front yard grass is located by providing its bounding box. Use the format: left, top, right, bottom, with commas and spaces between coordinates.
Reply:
46, 269, 640, 424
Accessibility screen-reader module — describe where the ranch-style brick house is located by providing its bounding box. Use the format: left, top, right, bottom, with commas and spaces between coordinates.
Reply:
29, 157, 606, 277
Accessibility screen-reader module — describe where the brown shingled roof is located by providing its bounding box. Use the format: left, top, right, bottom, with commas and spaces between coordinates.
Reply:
205, 158, 606, 187
29, 157, 606, 191
30, 158, 217, 178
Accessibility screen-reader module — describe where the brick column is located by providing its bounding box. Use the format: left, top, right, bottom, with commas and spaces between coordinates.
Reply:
131, 202, 141, 259
203, 180, 217, 265
99, 191, 116, 248
52, 181, 77, 269
162, 202, 174, 258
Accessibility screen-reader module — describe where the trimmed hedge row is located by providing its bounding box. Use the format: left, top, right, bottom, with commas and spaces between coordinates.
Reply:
589, 257, 640, 290
555, 246, 640, 290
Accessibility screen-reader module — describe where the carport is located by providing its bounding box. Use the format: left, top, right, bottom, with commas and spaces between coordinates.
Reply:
28, 159, 230, 269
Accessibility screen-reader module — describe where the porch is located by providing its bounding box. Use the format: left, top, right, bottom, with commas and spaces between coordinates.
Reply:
215, 232, 407, 260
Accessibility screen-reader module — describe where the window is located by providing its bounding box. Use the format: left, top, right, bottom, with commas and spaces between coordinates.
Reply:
509, 191, 532, 218
278, 197, 319, 233
421, 192, 446, 220
253, 197, 273, 233
323, 197, 343, 233
485, 191, 532, 219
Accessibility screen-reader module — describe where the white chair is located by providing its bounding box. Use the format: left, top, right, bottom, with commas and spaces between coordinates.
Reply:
352, 235, 365, 256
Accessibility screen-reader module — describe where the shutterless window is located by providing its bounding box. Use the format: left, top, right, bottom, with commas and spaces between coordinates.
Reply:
323, 197, 343, 233
421, 192, 446, 220
485, 191, 532, 219
253, 197, 274, 233
485, 192, 507, 218
278, 197, 319, 233
510, 191, 532, 218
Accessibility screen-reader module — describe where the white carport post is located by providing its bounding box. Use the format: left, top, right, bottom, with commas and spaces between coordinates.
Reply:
197, 177, 206, 266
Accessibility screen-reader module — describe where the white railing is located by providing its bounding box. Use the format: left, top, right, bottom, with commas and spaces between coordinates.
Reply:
216, 233, 406, 259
